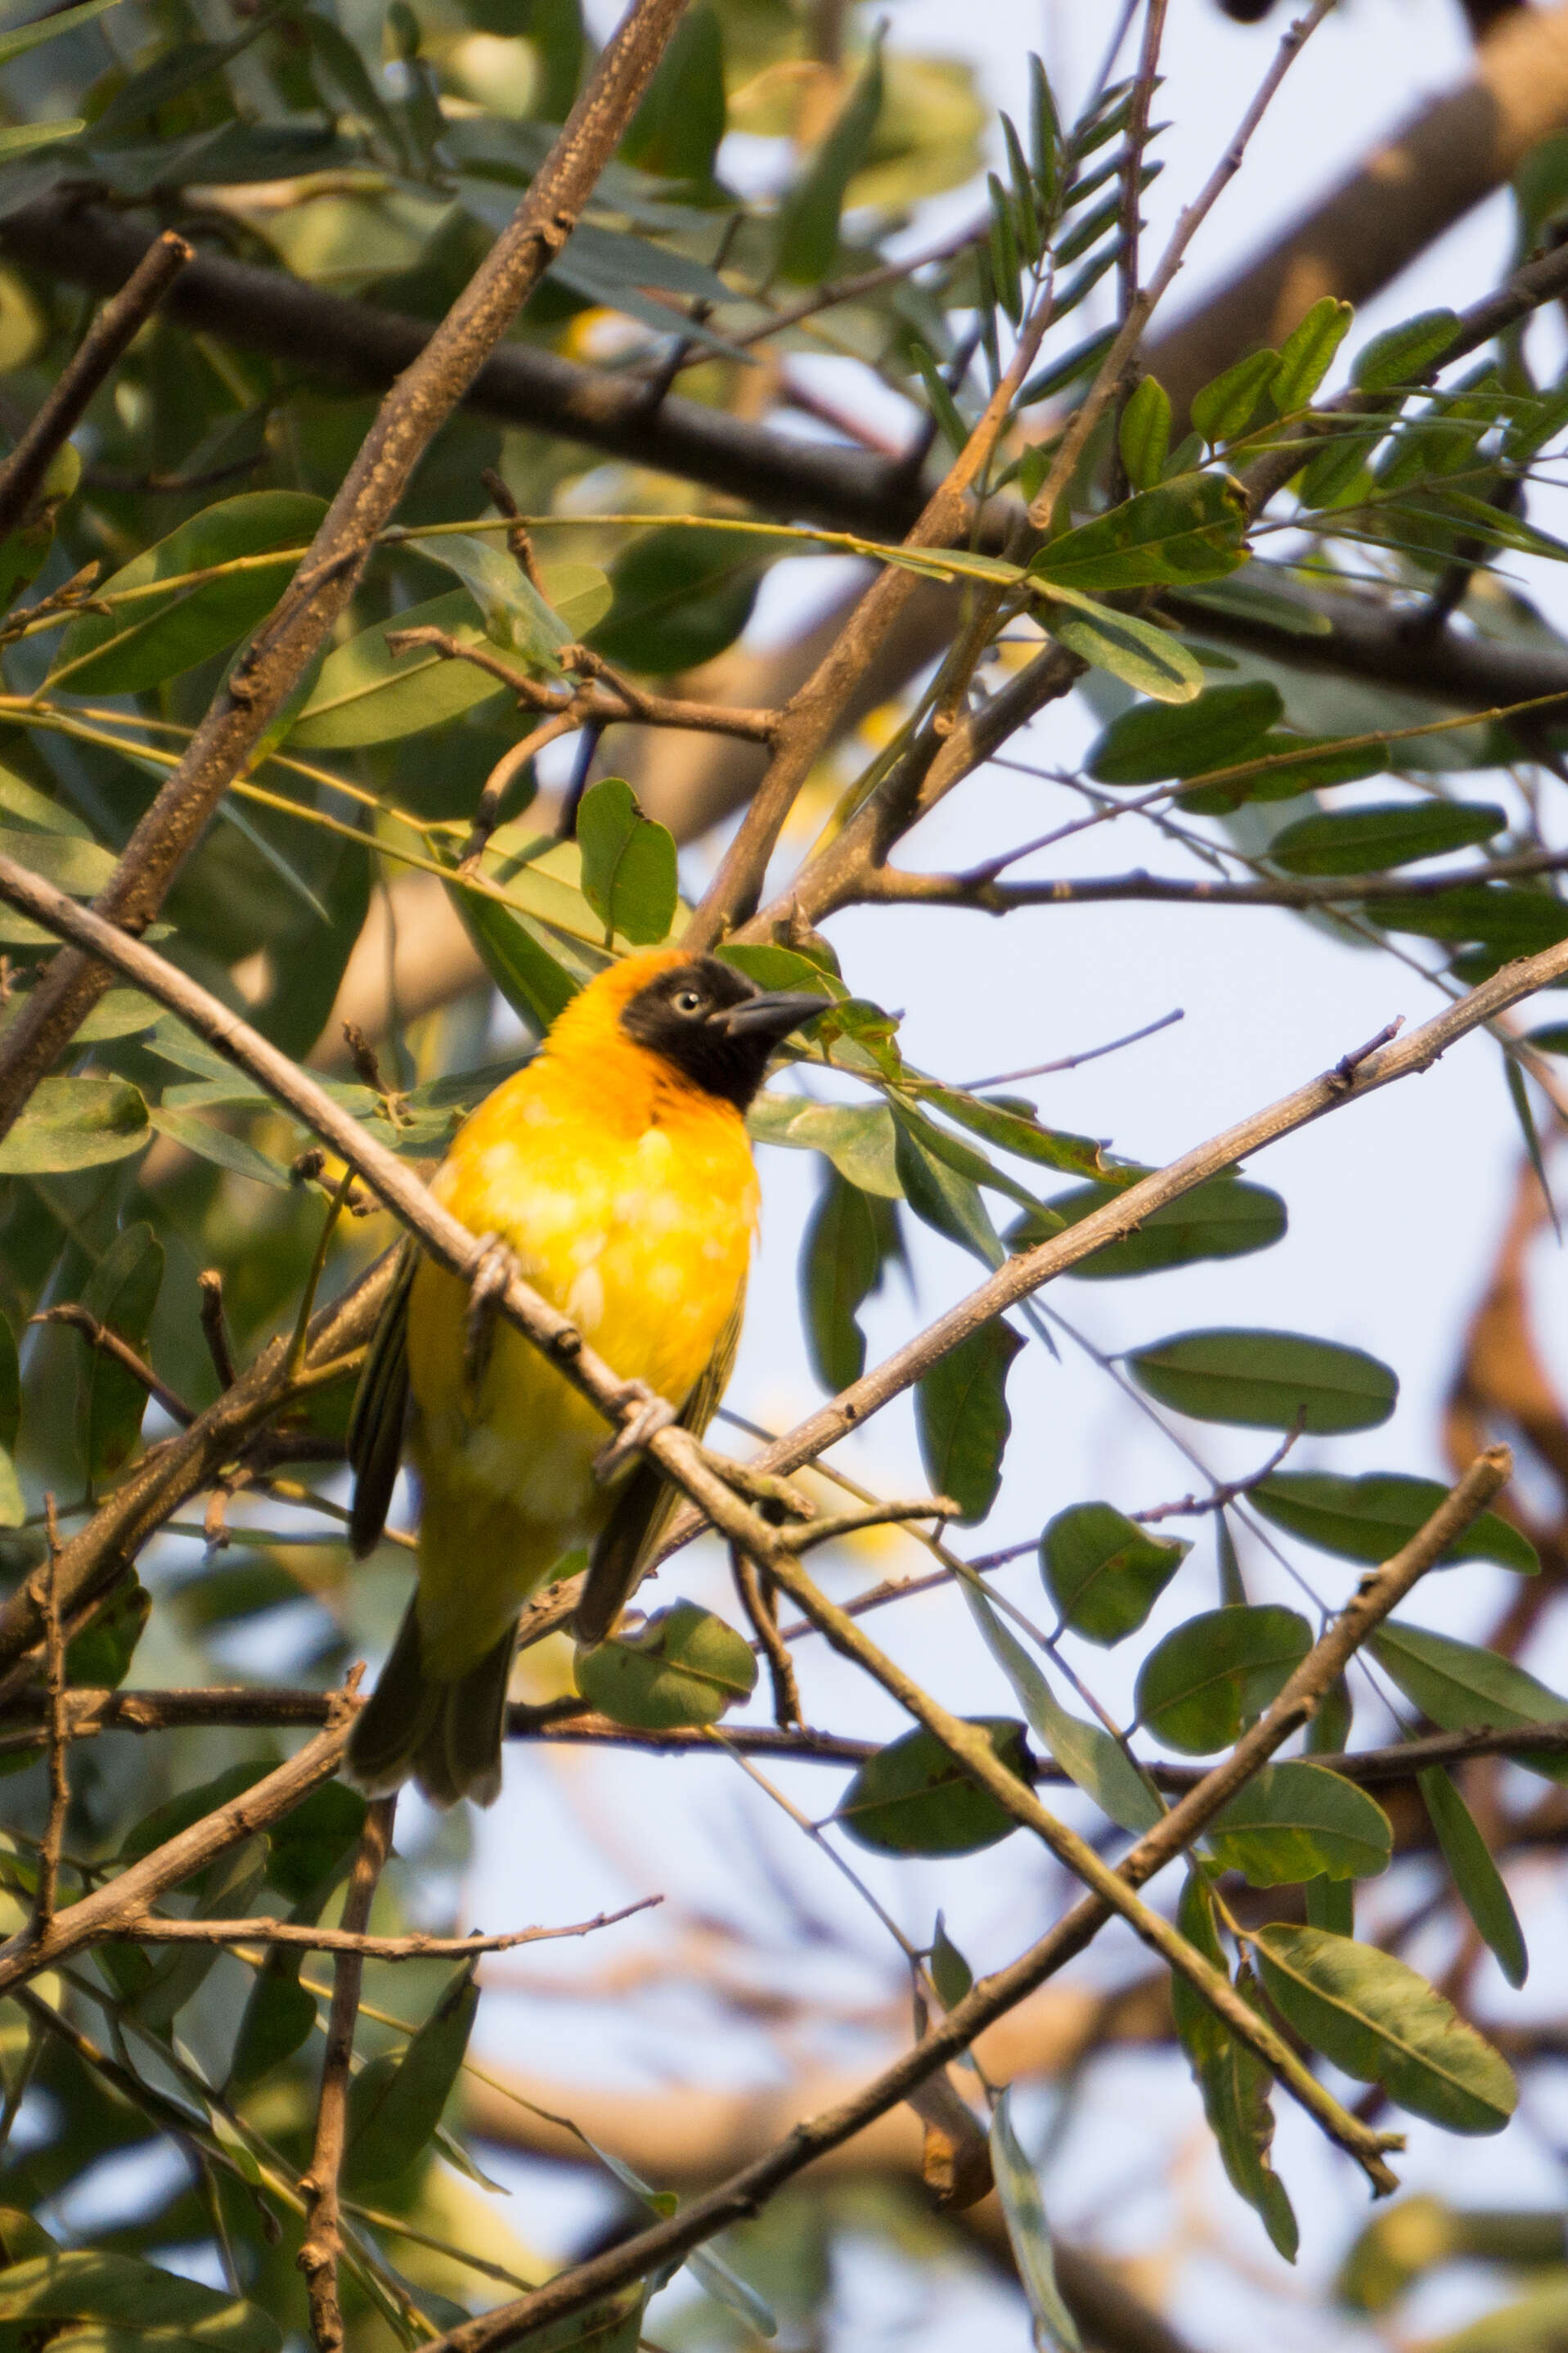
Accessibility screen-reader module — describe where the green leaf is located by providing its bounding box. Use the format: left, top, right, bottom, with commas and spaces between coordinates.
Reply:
1205, 1761, 1392, 1887
1039, 583, 1205, 703
960, 1578, 1161, 1833
930, 1912, 973, 2009
0, 2252, 280, 2353
575, 1600, 757, 1730
0, 1448, 18, 1532
288, 588, 508, 749
1041, 1501, 1188, 1645
51, 493, 325, 695
1041, 1176, 1287, 1279
267, 1781, 366, 1903
147, 1107, 293, 1191
621, 2, 726, 182
1118, 376, 1171, 490
0, 0, 124, 70
800, 1164, 901, 1393
1418, 1766, 1527, 1988
991, 2089, 1083, 2351
1181, 729, 1390, 812
1031, 473, 1249, 594
1135, 1604, 1312, 1753
1190, 349, 1279, 448
1252, 1471, 1538, 1576
1370, 1621, 1568, 1779
1253, 1923, 1516, 2134
1171, 1873, 1299, 2261
774, 37, 883, 282
919, 1087, 1113, 1182
123, 1763, 270, 1864
454, 888, 597, 1040
411, 533, 584, 671
915, 1318, 1022, 1524
1271, 297, 1355, 412
0, 1076, 150, 1173
892, 1112, 1005, 1268
1127, 1328, 1398, 1434
835, 1717, 1031, 1856
75, 1222, 164, 1481
230, 1971, 318, 2090
1305, 1873, 1354, 1936
574, 777, 678, 947
1086, 681, 1282, 785
344, 1963, 479, 2190
0, 824, 116, 898
1352, 308, 1459, 394
748, 1094, 901, 1198
588, 525, 776, 674
1268, 800, 1506, 875
64, 1576, 149, 1689
910, 340, 969, 461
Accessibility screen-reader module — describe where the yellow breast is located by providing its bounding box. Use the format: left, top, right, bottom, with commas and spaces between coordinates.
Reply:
403, 1034, 757, 1672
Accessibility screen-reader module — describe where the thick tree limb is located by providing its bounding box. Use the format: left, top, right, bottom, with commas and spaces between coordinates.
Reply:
0, 0, 693, 1145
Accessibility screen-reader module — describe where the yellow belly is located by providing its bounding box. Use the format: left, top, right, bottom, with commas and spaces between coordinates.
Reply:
404, 1059, 756, 1678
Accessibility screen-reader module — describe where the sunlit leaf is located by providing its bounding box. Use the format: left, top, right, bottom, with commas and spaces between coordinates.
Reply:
575, 776, 678, 947
575, 1600, 757, 1730
1205, 1761, 1391, 1887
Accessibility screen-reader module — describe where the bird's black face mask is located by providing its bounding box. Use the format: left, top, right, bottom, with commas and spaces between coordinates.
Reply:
619, 956, 824, 1110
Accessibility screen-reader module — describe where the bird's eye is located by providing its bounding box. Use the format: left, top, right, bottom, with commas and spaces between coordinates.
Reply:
672, 988, 705, 1016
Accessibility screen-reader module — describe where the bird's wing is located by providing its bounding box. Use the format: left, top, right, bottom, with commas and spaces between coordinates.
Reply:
348, 1238, 419, 1559
574, 1280, 747, 1645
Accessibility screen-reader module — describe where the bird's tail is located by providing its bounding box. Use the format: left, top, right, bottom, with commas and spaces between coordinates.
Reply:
345, 1598, 515, 1810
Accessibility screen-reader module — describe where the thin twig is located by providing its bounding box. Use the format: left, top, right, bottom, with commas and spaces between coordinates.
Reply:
298, 1793, 396, 2353
197, 1270, 238, 1390
124, 1895, 659, 1960
31, 1305, 195, 1428
33, 1498, 68, 1939
1133, 1426, 1302, 1524
956, 1006, 1184, 1090
0, 232, 191, 543
730, 1546, 801, 1731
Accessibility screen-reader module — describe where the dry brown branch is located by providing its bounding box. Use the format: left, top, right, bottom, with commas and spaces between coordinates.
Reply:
0, 1698, 358, 2000
0, 231, 191, 542
730, 1547, 800, 1731
412, 1456, 1510, 2353
0, 0, 694, 1140
32, 1303, 195, 1429
32, 1498, 67, 1939
124, 1895, 659, 1961
298, 1794, 395, 2353
196, 1270, 237, 1392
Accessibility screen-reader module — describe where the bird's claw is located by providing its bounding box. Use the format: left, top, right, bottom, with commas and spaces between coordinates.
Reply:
463, 1235, 516, 1392
594, 1380, 677, 1483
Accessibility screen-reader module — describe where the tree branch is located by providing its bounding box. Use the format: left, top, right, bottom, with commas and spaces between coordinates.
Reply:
0, 0, 694, 1144
124, 1896, 658, 1961
0, 229, 191, 542
298, 1794, 394, 2353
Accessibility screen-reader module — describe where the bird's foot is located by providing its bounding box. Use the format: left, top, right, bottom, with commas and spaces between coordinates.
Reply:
698, 1449, 814, 1526
463, 1235, 516, 1391
594, 1379, 677, 1483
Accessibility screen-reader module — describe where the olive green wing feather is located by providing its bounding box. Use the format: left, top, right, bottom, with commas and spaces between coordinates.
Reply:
348, 1238, 418, 1559
574, 1283, 745, 1645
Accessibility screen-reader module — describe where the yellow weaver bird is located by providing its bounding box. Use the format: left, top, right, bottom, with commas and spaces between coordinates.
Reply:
344, 948, 821, 1809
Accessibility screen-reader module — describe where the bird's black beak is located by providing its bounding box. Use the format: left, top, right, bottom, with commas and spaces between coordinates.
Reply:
715, 989, 827, 1047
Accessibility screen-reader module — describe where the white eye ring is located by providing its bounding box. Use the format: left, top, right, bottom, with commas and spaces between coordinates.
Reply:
673, 988, 704, 1015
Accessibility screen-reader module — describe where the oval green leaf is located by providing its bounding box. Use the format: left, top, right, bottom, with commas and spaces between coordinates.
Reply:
51, 491, 325, 695
287, 588, 510, 749
1087, 682, 1282, 785
1267, 799, 1505, 875
1253, 1922, 1516, 2135
0, 1076, 150, 1174
575, 1599, 757, 1730
1370, 1620, 1568, 1779
1043, 1177, 1286, 1279
915, 1317, 1022, 1524
1041, 1500, 1189, 1645
1205, 1761, 1392, 1887
1418, 1766, 1527, 1989
835, 1717, 1031, 1856
344, 1962, 478, 2190
1135, 1604, 1312, 1753
1031, 472, 1249, 594
1252, 1470, 1537, 1576
575, 776, 678, 947
1127, 1328, 1398, 1433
